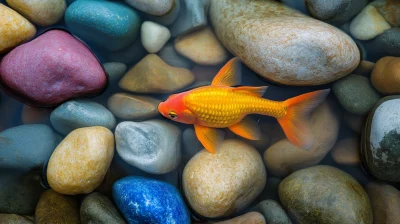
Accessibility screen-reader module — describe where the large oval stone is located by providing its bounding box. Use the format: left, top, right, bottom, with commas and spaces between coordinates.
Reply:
0, 30, 107, 107
183, 139, 266, 218
361, 96, 400, 182
210, 0, 360, 86
366, 182, 400, 224
279, 165, 373, 224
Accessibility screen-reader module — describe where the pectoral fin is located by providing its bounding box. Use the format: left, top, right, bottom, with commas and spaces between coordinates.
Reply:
194, 125, 224, 153
211, 57, 241, 86
232, 86, 268, 97
229, 116, 261, 140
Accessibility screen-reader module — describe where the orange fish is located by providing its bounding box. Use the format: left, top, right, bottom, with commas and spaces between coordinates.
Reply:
158, 57, 330, 153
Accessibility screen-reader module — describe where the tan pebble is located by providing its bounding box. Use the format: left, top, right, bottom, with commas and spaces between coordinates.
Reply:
331, 138, 360, 165
108, 93, 160, 120
47, 126, 114, 195
353, 60, 375, 76
366, 182, 400, 224
215, 212, 266, 224
371, 56, 400, 95
372, 0, 400, 26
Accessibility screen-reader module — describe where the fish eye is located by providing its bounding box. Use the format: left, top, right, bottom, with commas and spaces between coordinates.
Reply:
168, 111, 178, 119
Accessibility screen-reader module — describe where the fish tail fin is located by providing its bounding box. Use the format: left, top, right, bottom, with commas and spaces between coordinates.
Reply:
277, 89, 330, 150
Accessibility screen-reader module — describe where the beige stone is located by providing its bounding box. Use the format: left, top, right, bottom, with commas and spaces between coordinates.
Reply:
210, 0, 359, 86
6, 0, 66, 26
366, 182, 400, 224
47, 126, 114, 195
331, 138, 360, 165
108, 93, 160, 120
371, 56, 400, 94
264, 101, 340, 177
350, 5, 391, 40
215, 212, 266, 224
353, 60, 375, 76
0, 4, 36, 53
183, 139, 266, 218
175, 27, 228, 65
119, 54, 195, 93
125, 0, 174, 16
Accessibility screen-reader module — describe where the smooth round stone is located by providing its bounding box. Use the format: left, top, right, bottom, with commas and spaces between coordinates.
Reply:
279, 165, 373, 224
215, 212, 266, 224
115, 120, 181, 174
331, 138, 360, 165
141, 21, 171, 53
305, 0, 367, 24
47, 126, 115, 195
371, 56, 400, 95
35, 189, 80, 224
6, 0, 66, 26
368, 27, 400, 58
50, 100, 116, 135
0, 214, 33, 224
372, 0, 400, 26
253, 200, 292, 224
0, 124, 57, 171
175, 27, 228, 65
65, 0, 141, 51
105, 38, 146, 65
353, 60, 375, 76
210, 0, 359, 86
361, 96, 400, 182
158, 43, 193, 69
125, 0, 173, 16
183, 139, 266, 218
103, 62, 127, 83
264, 101, 340, 177
366, 182, 400, 224
332, 74, 380, 115
182, 128, 203, 160
0, 30, 107, 107
113, 176, 190, 224
108, 93, 160, 120
0, 4, 35, 53
170, 0, 210, 37
80, 192, 125, 224
350, 5, 391, 41
119, 54, 194, 93
343, 111, 367, 134
21, 105, 51, 124
146, 0, 180, 26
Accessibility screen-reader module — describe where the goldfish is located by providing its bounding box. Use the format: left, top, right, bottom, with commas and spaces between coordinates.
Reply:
158, 57, 330, 153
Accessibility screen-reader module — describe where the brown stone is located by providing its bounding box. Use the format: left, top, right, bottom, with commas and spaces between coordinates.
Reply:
371, 56, 400, 94
366, 182, 400, 224
353, 60, 375, 76
107, 93, 160, 120
215, 212, 266, 224
119, 54, 195, 93
372, 0, 400, 26
35, 189, 80, 224
0, 214, 33, 224
331, 138, 360, 165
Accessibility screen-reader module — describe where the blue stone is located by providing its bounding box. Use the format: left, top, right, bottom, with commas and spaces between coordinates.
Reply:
50, 100, 116, 135
65, 0, 141, 51
113, 176, 190, 224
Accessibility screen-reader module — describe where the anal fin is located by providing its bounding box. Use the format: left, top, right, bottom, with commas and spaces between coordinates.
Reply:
229, 116, 261, 140
194, 125, 225, 154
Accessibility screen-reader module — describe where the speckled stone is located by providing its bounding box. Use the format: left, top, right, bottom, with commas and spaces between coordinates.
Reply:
170, 0, 210, 37
279, 165, 373, 224
115, 120, 181, 174
141, 21, 171, 53
350, 5, 391, 41
47, 126, 115, 195
361, 96, 400, 182
50, 100, 116, 135
108, 93, 160, 120
80, 192, 125, 224
158, 43, 193, 69
0, 30, 107, 107
65, 0, 141, 51
0, 214, 33, 224
183, 139, 266, 218
264, 101, 340, 177
253, 200, 291, 224
0, 4, 35, 53
6, 0, 66, 26
35, 189, 80, 224
371, 56, 400, 95
372, 0, 400, 26
175, 27, 228, 65
306, 0, 367, 24
331, 138, 360, 165
113, 176, 190, 224
366, 182, 400, 224
119, 54, 194, 93
333, 74, 380, 115
215, 212, 266, 224
210, 0, 360, 86
104, 62, 127, 83
125, 0, 174, 16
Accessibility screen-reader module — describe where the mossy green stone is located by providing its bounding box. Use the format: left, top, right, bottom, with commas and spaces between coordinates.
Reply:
279, 165, 373, 224
80, 192, 125, 224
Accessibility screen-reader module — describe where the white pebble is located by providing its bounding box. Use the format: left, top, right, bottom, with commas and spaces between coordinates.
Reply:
141, 21, 171, 53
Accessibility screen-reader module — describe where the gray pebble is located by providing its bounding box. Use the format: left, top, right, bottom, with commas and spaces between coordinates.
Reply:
158, 43, 193, 69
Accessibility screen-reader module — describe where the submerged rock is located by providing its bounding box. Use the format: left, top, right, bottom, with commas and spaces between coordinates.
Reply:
366, 182, 400, 224
371, 56, 400, 95
108, 93, 160, 120
210, 0, 359, 86
215, 212, 266, 224
253, 200, 292, 224
81, 192, 125, 224
125, 0, 174, 16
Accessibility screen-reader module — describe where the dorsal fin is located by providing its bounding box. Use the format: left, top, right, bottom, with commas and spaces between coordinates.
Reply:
211, 57, 241, 86
232, 86, 268, 97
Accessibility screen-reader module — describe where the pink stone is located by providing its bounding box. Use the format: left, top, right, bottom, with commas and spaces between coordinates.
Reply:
0, 30, 106, 107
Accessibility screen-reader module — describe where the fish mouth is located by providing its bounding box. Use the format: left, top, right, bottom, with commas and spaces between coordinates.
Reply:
158, 102, 167, 117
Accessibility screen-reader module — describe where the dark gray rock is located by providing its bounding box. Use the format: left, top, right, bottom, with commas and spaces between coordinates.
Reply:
254, 200, 292, 224
306, 0, 367, 24
182, 128, 203, 160
105, 38, 146, 65
81, 192, 126, 224
158, 43, 193, 69
281, 0, 309, 15
368, 27, 400, 58
103, 62, 127, 83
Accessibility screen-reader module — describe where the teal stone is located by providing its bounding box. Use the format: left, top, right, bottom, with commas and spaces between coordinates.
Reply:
65, 0, 141, 51
50, 100, 116, 135
253, 200, 292, 224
